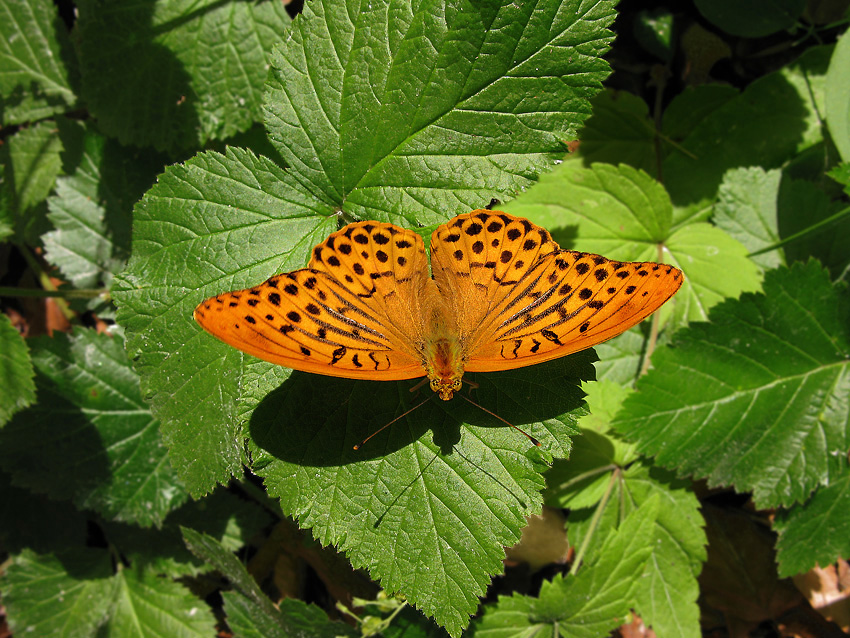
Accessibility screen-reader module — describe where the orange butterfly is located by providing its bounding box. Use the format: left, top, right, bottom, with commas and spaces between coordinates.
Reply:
195, 210, 683, 400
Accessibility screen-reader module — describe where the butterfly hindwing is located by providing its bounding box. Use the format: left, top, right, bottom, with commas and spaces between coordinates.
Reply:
465, 249, 683, 371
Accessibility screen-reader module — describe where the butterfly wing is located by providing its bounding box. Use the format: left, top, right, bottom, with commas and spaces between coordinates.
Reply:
430, 210, 683, 372
194, 221, 434, 380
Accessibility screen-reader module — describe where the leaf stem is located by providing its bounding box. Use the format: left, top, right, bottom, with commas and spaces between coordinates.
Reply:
0, 286, 107, 299
748, 204, 850, 257
568, 467, 620, 576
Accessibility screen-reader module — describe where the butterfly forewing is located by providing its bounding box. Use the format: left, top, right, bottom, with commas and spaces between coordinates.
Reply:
194, 220, 434, 381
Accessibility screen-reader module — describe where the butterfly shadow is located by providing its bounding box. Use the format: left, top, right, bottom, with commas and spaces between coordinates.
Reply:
249, 372, 446, 467
248, 350, 597, 467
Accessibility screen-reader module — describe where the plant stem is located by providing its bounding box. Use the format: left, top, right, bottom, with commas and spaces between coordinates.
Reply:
568, 467, 620, 576
749, 204, 850, 257
0, 286, 107, 299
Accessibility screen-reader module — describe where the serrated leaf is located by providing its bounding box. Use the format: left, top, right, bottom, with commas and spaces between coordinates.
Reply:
113, 148, 339, 493
547, 383, 705, 638
826, 32, 850, 162
0, 0, 78, 124
714, 166, 849, 278
613, 261, 850, 508
265, 0, 616, 225
43, 127, 164, 296
0, 328, 187, 526
223, 593, 358, 638
75, 0, 291, 151
104, 567, 216, 638
503, 162, 761, 324
104, 488, 273, 579
714, 167, 786, 270
474, 496, 659, 638
1, 548, 117, 638
665, 222, 761, 322
0, 312, 35, 426
251, 354, 590, 636
0, 119, 64, 243
112, 3, 623, 633
775, 472, 850, 577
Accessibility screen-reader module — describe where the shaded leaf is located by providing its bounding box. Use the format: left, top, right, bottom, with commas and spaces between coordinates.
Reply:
0, 0, 78, 124
75, 0, 291, 151
0, 312, 35, 426
775, 472, 850, 577
0, 328, 187, 526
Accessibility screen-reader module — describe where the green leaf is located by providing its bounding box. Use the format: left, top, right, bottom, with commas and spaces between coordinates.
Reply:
0, 312, 35, 426
224, 593, 358, 638
633, 8, 674, 62
780, 44, 832, 153
546, 381, 637, 511
182, 526, 278, 617
827, 31, 850, 163
265, 0, 616, 225
775, 472, 850, 577
694, 0, 805, 37
0, 119, 64, 243
75, 0, 291, 151
251, 353, 591, 636
663, 69, 816, 209
571, 90, 658, 176
503, 162, 761, 323
714, 166, 849, 277
547, 384, 706, 638
104, 488, 273, 578
113, 148, 338, 493
105, 567, 216, 638
0, 328, 187, 527
474, 496, 659, 638
1, 548, 117, 638
591, 329, 651, 385
183, 527, 358, 636
43, 127, 164, 296
0, 0, 78, 125
613, 261, 850, 509
714, 167, 786, 270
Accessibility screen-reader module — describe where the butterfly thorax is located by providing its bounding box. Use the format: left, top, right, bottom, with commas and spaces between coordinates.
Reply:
423, 335, 464, 400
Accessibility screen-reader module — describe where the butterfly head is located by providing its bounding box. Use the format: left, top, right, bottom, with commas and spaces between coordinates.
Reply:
429, 375, 463, 401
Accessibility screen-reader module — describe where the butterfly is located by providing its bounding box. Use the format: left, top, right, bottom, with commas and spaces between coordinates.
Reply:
194, 210, 683, 400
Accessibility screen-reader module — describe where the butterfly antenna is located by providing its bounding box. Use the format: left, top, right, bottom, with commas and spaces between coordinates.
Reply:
459, 395, 541, 447
353, 395, 433, 450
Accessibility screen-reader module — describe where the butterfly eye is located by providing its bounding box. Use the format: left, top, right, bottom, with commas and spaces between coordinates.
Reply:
430, 378, 441, 392
451, 378, 462, 391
